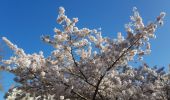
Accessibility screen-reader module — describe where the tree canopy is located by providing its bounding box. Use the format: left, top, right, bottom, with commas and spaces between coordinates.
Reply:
1, 7, 169, 100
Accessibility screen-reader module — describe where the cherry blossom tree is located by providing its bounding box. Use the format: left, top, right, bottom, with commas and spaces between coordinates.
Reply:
1, 7, 169, 100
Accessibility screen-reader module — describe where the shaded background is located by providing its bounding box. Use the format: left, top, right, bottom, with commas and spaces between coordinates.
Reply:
0, 0, 170, 99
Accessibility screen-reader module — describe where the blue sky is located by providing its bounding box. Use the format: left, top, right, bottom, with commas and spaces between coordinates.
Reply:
0, 0, 170, 99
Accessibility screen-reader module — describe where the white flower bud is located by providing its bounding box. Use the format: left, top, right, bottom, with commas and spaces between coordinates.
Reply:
40, 71, 46, 77
60, 96, 64, 100
73, 27, 79, 32
73, 18, 79, 23
59, 7, 65, 15
160, 12, 166, 18
92, 29, 97, 34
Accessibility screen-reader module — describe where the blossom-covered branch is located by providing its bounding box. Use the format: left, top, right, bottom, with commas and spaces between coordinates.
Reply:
1, 7, 169, 100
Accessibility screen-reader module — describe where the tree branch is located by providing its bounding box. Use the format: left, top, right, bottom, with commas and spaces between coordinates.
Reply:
60, 80, 89, 100
92, 34, 143, 100
69, 36, 96, 87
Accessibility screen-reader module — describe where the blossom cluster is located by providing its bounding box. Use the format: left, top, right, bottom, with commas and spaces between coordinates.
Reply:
1, 7, 169, 100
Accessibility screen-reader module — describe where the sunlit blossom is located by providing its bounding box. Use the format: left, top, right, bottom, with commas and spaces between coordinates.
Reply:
1, 6, 168, 100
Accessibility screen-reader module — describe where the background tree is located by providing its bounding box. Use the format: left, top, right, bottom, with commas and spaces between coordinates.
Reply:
1, 7, 169, 100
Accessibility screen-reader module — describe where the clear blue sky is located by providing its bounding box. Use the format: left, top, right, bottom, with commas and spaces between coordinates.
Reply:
0, 0, 170, 99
